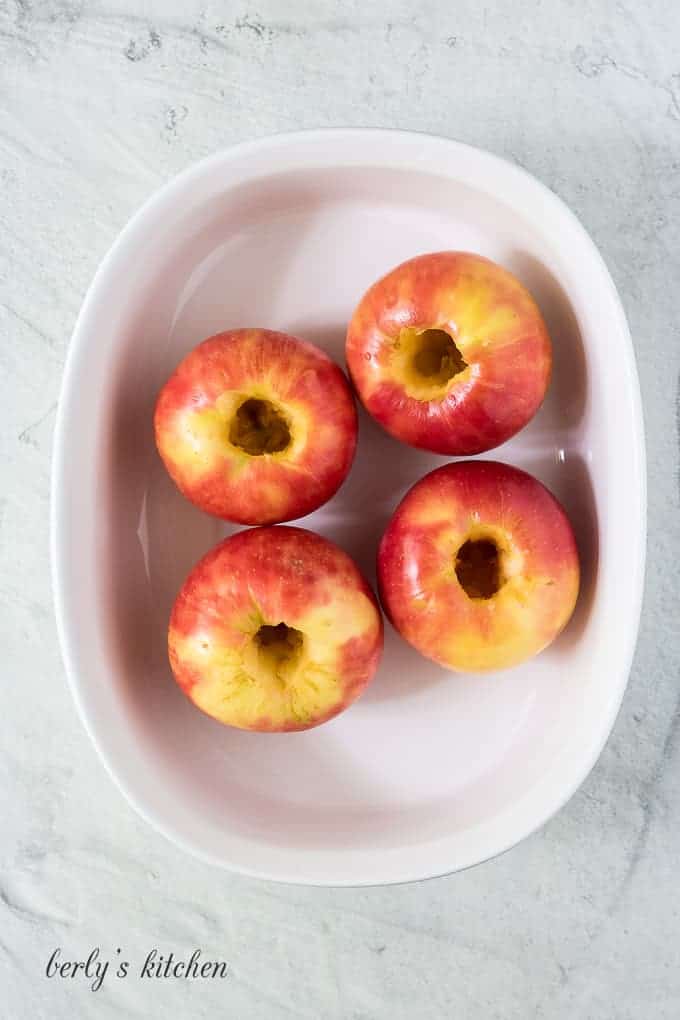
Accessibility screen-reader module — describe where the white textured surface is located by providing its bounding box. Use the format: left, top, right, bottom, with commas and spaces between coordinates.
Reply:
1, 1, 678, 1016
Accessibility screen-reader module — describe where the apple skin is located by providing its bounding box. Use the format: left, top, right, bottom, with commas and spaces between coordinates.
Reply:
346, 252, 551, 455
154, 329, 358, 525
378, 461, 579, 672
169, 526, 384, 732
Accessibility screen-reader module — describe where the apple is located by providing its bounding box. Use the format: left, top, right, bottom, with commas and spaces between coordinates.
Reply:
346, 251, 551, 455
378, 461, 579, 672
155, 329, 358, 525
169, 526, 384, 731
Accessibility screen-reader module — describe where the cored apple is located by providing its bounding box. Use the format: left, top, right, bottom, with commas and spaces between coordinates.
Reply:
155, 329, 357, 525
169, 526, 384, 731
378, 461, 579, 672
346, 252, 551, 455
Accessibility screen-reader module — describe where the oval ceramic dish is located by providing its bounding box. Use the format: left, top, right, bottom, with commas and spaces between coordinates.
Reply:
52, 130, 645, 885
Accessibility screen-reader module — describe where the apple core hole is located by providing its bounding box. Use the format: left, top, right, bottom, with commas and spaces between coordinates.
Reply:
229, 398, 291, 455
253, 623, 305, 677
411, 329, 467, 383
455, 539, 504, 600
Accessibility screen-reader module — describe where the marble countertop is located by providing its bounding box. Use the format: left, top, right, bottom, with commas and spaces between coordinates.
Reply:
2, 1, 679, 1016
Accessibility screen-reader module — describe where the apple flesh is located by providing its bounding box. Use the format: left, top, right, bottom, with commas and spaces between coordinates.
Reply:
155, 329, 358, 525
378, 461, 579, 672
169, 526, 384, 731
346, 252, 552, 455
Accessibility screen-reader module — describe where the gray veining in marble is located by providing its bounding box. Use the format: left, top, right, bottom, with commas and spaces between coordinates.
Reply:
1, 1, 679, 1016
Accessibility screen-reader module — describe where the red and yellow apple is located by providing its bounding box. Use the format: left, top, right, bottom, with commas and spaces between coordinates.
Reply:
155, 329, 357, 525
378, 461, 579, 672
346, 252, 551, 455
169, 526, 384, 731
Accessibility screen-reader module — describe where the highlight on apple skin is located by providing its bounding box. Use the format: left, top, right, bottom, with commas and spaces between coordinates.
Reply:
377, 461, 579, 673
154, 329, 358, 525
346, 251, 552, 455
168, 526, 384, 732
